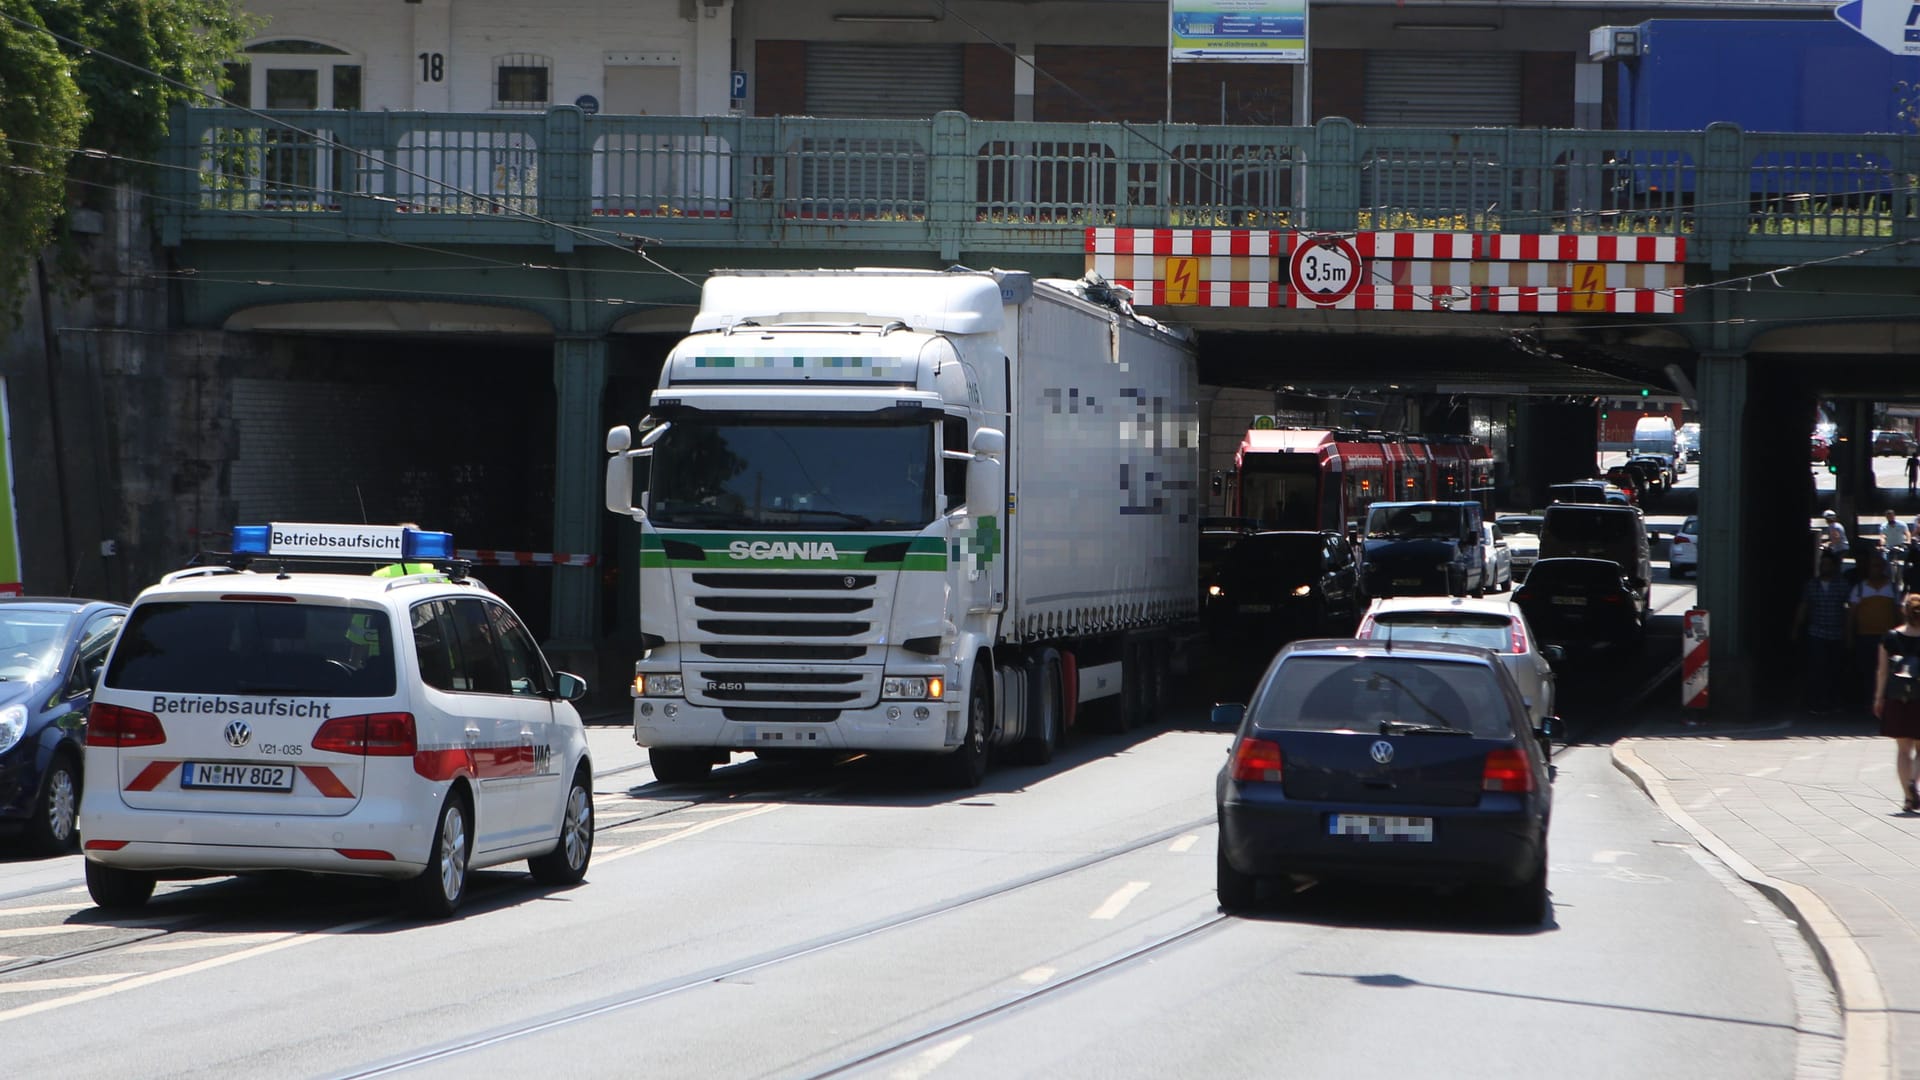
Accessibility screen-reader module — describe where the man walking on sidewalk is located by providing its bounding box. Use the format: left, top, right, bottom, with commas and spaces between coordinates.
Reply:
1885, 509, 1912, 594
1797, 551, 1851, 713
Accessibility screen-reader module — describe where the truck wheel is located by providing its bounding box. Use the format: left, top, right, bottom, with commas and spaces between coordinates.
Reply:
528, 766, 594, 886
1117, 640, 1153, 733
649, 748, 715, 783
935, 665, 991, 788
1012, 652, 1062, 766
86, 860, 155, 911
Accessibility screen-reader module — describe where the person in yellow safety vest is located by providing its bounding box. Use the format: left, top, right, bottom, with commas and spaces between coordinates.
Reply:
349, 526, 438, 656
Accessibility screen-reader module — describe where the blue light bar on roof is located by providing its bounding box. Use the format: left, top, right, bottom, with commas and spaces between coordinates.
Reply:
402, 530, 454, 561
225, 523, 453, 562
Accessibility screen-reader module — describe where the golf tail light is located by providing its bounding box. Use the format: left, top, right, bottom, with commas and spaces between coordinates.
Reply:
313, 712, 417, 756
1230, 738, 1283, 783
87, 703, 167, 748
1507, 617, 1530, 654
1482, 748, 1534, 793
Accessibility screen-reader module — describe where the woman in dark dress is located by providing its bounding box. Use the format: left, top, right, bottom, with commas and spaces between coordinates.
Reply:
1874, 593, 1920, 811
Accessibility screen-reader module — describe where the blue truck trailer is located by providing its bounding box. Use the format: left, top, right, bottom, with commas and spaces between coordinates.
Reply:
1611, 18, 1920, 134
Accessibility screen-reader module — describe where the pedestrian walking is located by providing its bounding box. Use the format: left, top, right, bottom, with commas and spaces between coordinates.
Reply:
1797, 551, 1852, 713
1885, 509, 1913, 594
1907, 452, 1919, 496
1850, 551, 1903, 707
1872, 592, 1920, 811
1822, 510, 1850, 559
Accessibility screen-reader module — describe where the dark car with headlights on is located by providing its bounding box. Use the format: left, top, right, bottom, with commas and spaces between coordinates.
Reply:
1207, 531, 1361, 648
1359, 501, 1488, 599
0, 599, 127, 853
1215, 638, 1552, 923
1512, 557, 1646, 653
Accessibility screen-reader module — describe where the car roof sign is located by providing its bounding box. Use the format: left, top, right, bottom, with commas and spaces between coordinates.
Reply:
231, 523, 455, 562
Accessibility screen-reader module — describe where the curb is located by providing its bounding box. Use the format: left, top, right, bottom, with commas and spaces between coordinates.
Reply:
1612, 738, 1889, 1080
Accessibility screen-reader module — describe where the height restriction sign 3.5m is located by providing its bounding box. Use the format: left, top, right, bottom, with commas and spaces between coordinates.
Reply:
1289, 236, 1363, 306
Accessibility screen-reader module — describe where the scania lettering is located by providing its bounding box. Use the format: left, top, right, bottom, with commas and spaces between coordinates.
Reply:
606, 268, 1200, 786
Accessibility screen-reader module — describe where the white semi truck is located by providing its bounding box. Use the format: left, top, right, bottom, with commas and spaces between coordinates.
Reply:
604, 267, 1199, 786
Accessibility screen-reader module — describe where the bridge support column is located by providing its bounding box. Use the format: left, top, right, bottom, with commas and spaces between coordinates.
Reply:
1696, 352, 1757, 717
548, 335, 608, 678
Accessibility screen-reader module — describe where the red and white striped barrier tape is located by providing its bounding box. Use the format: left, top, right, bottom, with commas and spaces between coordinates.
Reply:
1682, 608, 1709, 709
455, 549, 597, 567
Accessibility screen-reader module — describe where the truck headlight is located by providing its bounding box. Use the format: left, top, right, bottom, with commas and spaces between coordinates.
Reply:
1207, 584, 1224, 597
884, 676, 944, 700
1290, 584, 1313, 597
0, 704, 24, 754
633, 673, 684, 697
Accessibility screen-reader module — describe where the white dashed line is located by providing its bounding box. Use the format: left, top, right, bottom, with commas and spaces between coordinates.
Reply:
1089, 881, 1151, 921
887, 1036, 972, 1080
121, 932, 288, 954
0, 924, 101, 939
595, 804, 782, 865
1168, 834, 1198, 853
0, 972, 138, 994
0, 901, 92, 918
1018, 967, 1055, 985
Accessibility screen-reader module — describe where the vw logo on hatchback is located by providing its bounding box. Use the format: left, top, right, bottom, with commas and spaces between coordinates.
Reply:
224, 720, 252, 748
1369, 740, 1395, 764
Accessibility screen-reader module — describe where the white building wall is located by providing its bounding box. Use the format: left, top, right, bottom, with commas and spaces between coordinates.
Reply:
240, 0, 731, 115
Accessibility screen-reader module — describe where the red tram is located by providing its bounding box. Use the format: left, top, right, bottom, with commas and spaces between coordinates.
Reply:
1231, 428, 1495, 533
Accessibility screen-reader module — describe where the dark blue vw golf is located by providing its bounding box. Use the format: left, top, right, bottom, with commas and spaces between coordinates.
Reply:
1215, 638, 1553, 923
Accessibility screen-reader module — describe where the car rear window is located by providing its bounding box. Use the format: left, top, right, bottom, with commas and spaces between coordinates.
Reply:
1253, 656, 1512, 738
105, 600, 397, 698
1497, 518, 1542, 536
1525, 560, 1623, 588
1369, 612, 1513, 653
1546, 509, 1637, 543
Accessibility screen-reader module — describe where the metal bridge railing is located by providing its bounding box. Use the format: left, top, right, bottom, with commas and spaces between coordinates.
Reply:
159, 107, 1920, 263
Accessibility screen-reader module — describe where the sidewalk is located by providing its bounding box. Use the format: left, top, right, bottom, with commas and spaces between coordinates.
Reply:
1614, 714, 1920, 1079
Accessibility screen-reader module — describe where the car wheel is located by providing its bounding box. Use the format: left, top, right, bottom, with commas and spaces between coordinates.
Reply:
407, 791, 472, 919
1217, 834, 1258, 913
1492, 853, 1550, 926
934, 664, 991, 789
1011, 652, 1062, 766
28, 752, 81, 855
86, 859, 156, 911
528, 767, 594, 886
649, 748, 715, 783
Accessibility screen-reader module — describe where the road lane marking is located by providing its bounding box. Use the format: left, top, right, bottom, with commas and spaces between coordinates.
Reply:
0, 972, 137, 993
0, 901, 92, 918
1089, 881, 1150, 920
1018, 967, 1055, 985
1168, 834, 1198, 853
1746, 766, 1781, 778
595, 804, 781, 866
1591, 850, 1634, 864
0, 924, 101, 939
0, 915, 384, 1024
887, 1036, 971, 1080
121, 932, 287, 954
598, 820, 696, 833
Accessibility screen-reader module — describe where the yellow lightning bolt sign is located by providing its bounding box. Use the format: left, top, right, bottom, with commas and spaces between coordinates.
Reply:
1165, 256, 1199, 305
1571, 262, 1607, 312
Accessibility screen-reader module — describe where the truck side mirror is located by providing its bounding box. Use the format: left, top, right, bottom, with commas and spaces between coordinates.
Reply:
605, 424, 653, 520
971, 426, 1006, 457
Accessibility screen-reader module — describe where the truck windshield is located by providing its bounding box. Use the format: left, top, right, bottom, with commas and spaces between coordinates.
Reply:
647, 417, 936, 531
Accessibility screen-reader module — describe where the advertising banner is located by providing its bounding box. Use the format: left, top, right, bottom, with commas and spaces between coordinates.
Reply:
1169, 0, 1308, 63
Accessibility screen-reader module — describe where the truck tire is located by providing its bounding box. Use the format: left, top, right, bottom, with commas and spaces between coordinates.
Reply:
1011, 651, 1062, 766
935, 664, 992, 788
649, 748, 715, 784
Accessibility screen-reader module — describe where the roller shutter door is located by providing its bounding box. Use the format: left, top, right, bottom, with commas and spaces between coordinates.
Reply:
805, 44, 963, 118
1364, 51, 1522, 127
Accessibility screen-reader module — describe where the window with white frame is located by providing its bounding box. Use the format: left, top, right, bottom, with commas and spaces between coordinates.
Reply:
494, 54, 552, 109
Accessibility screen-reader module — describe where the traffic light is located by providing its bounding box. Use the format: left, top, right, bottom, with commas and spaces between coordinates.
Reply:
1828, 461, 1839, 475
1640, 388, 1651, 398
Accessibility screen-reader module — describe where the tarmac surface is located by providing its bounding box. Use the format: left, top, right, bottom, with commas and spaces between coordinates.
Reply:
1615, 711, 1920, 1079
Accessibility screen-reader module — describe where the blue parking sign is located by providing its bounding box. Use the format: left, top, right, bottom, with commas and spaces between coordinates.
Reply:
730, 71, 747, 100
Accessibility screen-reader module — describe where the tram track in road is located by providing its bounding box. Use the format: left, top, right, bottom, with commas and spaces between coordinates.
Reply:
804, 913, 1233, 1079
330, 814, 1219, 1079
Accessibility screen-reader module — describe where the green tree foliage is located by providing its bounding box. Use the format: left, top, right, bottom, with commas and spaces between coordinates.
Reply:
0, 0, 86, 326
0, 0, 256, 327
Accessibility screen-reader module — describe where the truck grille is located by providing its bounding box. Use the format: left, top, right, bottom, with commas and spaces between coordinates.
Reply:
689, 666, 880, 707
695, 596, 869, 614
696, 619, 868, 638
682, 569, 887, 706
700, 644, 868, 661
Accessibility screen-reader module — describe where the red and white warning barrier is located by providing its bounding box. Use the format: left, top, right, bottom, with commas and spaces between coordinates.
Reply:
455, 550, 597, 567
1682, 608, 1709, 709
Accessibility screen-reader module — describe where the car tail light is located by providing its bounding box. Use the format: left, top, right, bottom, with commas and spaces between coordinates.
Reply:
1482, 748, 1534, 793
1507, 617, 1530, 654
312, 712, 417, 756
1355, 617, 1375, 639
1600, 592, 1625, 605
87, 703, 167, 748
1230, 738, 1283, 783
1671, 533, 1691, 545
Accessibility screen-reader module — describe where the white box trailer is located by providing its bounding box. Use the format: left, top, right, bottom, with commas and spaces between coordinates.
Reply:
605, 268, 1199, 787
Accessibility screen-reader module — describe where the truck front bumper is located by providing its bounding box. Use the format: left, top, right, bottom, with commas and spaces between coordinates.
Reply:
634, 698, 962, 753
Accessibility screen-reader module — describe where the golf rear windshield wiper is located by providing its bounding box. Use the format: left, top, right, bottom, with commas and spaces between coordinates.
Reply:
1378, 720, 1472, 737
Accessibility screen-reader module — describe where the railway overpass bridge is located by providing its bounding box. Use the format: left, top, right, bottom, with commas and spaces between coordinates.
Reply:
146, 106, 1920, 711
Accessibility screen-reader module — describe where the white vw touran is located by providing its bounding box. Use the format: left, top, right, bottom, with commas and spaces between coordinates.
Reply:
78, 524, 594, 918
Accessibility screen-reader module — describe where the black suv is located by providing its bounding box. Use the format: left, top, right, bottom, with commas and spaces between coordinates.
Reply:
1207, 531, 1363, 648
